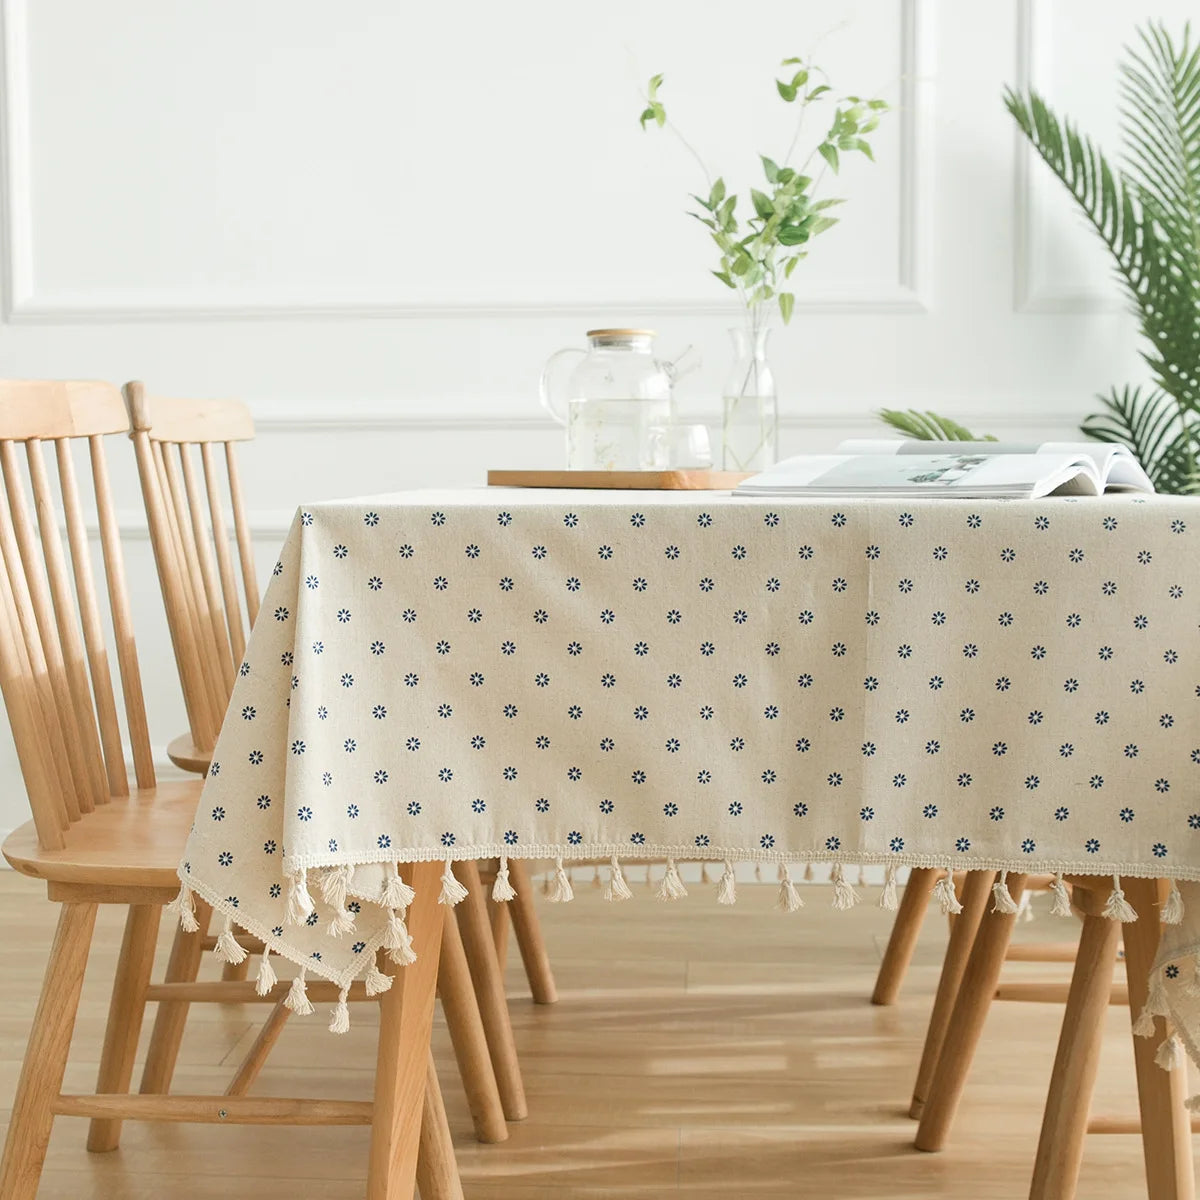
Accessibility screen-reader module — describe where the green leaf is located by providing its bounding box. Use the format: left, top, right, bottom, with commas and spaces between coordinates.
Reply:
647, 73, 664, 100
652, 102, 666, 128
777, 224, 810, 246
711, 269, 737, 289
709, 177, 726, 207
868, 98, 889, 109
750, 189, 774, 219
778, 292, 795, 323
784, 256, 801, 278
776, 166, 795, 184
1080, 385, 1197, 493
776, 80, 797, 102
760, 155, 780, 184
818, 142, 840, 173
810, 197, 846, 211
638, 107, 655, 129
731, 253, 753, 276
876, 409, 997, 442
808, 215, 839, 236
852, 138, 875, 160
781, 56, 804, 65
806, 84, 831, 100
790, 69, 809, 89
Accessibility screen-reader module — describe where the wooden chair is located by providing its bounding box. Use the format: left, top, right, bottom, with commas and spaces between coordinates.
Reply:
910, 870, 1194, 1199
0, 381, 459, 1200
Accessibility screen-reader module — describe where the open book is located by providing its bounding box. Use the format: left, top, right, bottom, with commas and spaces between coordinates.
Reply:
735, 440, 1154, 499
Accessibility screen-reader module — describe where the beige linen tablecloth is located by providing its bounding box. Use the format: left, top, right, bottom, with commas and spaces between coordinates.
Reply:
173, 489, 1200, 1082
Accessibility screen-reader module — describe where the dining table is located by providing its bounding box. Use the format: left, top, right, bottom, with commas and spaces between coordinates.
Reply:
170, 486, 1200, 1135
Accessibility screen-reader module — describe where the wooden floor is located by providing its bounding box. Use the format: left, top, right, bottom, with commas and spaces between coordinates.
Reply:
0, 869, 1189, 1198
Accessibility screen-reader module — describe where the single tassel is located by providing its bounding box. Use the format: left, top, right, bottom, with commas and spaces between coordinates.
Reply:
700, 862, 712, 885
991, 871, 1019, 915
857, 864, 867, 887
328, 905, 357, 938
777, 864, 804, 913
329, 987, 351, 1035
803, 862, 814, 882
1048, 873, 1073, 917
283, 968, 314, 1016
438, 860, 469, 907
319, 862, 354, 910
214, 916, 248, 965
286, 869, 316, 925
1103, 875, 1138, 923
1162, 880, 1185, 925
364, 962, 393, 996
547, 858, 575, 903
492, 856, 517, 902
656, 857, 688, 901
591, 865, 602, 889
933, 872, 963, 916
1186, 1094, 1200, 1114
381, 862, 415, 910
603, 856, 633, 902
1156, 1033, 1186, 1072
754, 862, 763, 883
166, 880, 200, 934
383, 909, 418, 966
1134, 972, 1172, 1038
879, 864, 899, 911
717, 860, 738, 906
255, 947, 278, 996
831, 863, 860, 910
1187, 958, 1200, 999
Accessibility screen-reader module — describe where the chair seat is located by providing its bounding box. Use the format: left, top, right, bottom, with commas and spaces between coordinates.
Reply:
166, 730, 212, 775
2, 780, 202, 887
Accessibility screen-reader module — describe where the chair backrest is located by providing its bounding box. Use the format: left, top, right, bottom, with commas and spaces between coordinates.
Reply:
123, 382, 259, 758
0, 380, 155, 851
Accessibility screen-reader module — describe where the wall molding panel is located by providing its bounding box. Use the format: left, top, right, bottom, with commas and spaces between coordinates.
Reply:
0, 0, 934, 323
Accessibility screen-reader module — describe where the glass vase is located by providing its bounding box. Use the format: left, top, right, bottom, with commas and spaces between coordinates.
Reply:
721, 316, 778, 471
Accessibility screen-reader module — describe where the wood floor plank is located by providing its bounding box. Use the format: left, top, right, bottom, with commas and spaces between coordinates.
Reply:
0, 869, 1191, 1197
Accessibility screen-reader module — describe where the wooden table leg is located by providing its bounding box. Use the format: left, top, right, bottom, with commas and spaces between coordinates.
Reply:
225, 999, 292, 1096
1121, 877, 1196, 1200
915, 872, 1027, 1152
367, 860, 445, 1200
489, 892, 511, 966
506, 858, 557, 1005
141, 897, 211, 1094
417, 1050, 466, 1200
1029, 884, 1121, 1199
439, 904, 508, 1143
872, 866, 938, 1006
909, 871, 994, 1118
88, 903, 163, 1150
453, 861, 528, 1121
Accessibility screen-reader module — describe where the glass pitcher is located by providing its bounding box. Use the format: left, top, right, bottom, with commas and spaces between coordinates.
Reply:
539, 329, 675, 470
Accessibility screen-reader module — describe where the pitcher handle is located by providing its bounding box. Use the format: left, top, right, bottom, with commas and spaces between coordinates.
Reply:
539, 348, 587, 427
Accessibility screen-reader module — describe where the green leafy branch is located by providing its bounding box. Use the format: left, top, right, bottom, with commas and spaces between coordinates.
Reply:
877, 409, 996, 442
639, 58, 888, 325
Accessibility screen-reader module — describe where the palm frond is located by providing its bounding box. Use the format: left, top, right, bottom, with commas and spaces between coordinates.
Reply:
1079, 384, 1197, 493
876, 409, 996, 442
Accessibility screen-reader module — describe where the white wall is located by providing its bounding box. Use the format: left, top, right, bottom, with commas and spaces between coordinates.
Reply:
0, 0, 1180, 837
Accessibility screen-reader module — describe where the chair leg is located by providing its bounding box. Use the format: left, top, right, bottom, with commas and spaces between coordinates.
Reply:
872, 866, 939, 1006
914, 872, 1027, 1152
453, 861, 528, 1121
88, 903, 163, 1151
438, 904, 508, 1143
0, 902, 98, 1200
505, 858, 557, 1005
1121, 877, 1196, 1200
140, 897, 211, 1094
225, 998, 292, 1096
368, 860, 445, 1200
489, 892, 511, 965
417, 1050, 466, 1200
221, 956, 252, 982
1029, 885, 1121, 1200
909, 870, 994, 1118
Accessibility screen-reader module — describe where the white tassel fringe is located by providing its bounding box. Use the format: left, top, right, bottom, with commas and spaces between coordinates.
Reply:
992, 871, 1020, 915
1156, 1033, 1186, 1072
286, 869, 316, 926
776, 864, 804, 913
933, 872, 963, 915
492, 856, 517, 902
166, 880, 200, 933
831, 863, 860, 910
603, 856, 633, 902
656, 858, 688, 901
381, 863, 416, 910
214, 917, 248, 965
438, 860, 469, 907
717, 860, 737, 906
1103, 875, 1138, 923
255, 947, 278, 996
879, 864, 899, 911
364, 962, 393, 995
1049, 873, 1073, 917
283, 968, 314, 1016
319, 863, 353, 911
1162, 880, 1184, 925
547, 858, 575, 903
383, 909, 418, 966
329, 987, 351, 1035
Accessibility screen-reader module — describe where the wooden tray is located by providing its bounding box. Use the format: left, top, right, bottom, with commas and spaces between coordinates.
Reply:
487, 469, 751, 491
